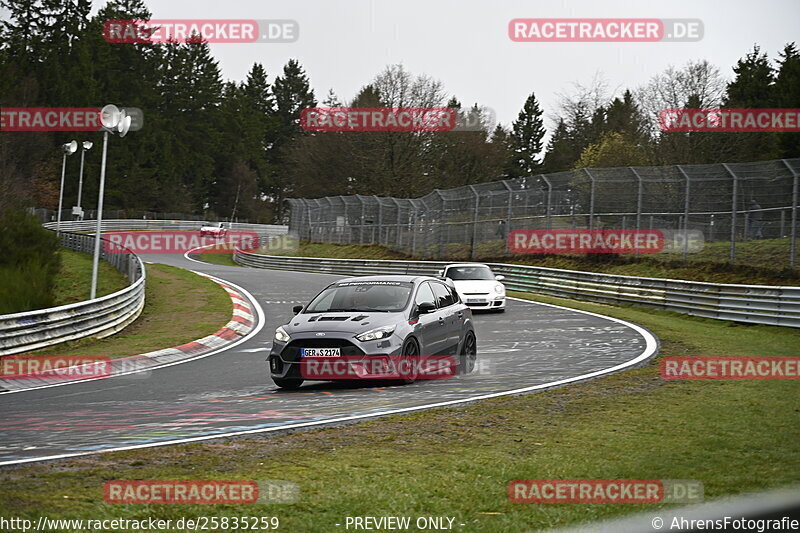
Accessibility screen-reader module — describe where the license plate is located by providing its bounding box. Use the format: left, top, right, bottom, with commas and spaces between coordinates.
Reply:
301, 348, 341, 357
466, 298, 484, 304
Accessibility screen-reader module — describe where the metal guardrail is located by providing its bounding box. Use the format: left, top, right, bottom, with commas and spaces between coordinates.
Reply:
233, 251, 800, 328
0, 232, 146, 356
555, 484, 800, 533
43, 219, 289, 235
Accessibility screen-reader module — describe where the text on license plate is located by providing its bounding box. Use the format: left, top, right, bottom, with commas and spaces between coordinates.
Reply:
301, 348, 341, 357
467, 299, 484, 304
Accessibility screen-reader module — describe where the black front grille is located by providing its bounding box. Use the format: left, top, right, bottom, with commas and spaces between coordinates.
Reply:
282, 339, 364, 360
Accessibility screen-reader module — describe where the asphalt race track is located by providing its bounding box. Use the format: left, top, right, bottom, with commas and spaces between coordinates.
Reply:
0, 254, 658, 466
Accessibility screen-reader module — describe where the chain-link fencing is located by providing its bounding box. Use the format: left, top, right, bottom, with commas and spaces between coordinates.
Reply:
288, 158, 800, 269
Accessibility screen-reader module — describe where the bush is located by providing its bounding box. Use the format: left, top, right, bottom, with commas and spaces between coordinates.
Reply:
0, 210, 61, 314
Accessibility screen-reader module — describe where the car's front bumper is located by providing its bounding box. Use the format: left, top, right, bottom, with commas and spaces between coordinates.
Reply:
460, 295, 506, 310
268, 333, 404, 380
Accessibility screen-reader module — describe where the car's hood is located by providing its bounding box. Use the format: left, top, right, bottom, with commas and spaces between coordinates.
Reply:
451, 279, 499, 294
284, 311, 403, 335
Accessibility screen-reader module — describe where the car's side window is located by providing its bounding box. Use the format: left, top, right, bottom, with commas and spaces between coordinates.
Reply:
414, 282, 436, 308
431, 282, 455, 308
448, 285, 461, 304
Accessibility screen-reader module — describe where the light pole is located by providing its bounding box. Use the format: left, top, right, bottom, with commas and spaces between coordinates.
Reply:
56, 140, 78, 236
75, 141, 93, 220
90, 104, 132, 299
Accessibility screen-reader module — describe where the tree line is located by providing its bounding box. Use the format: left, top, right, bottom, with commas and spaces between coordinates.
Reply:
1, 0, 798, 223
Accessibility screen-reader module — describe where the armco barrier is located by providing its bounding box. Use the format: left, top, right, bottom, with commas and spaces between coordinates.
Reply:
0, 232, 145, 356
233, 251, 800, 328
44, 219, 288, 237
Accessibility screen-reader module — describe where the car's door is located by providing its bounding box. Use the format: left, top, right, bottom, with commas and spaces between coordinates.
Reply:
411, 282, 446, 355
430, 281, 461, 355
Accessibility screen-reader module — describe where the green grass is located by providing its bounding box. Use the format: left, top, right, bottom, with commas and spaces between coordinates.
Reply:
194, 250, 239, 267
35, 263, 232, 358
51, 250, 129, 306
2, 293, 798, 532
240, 240, 799, 286
196, 241, 407, 268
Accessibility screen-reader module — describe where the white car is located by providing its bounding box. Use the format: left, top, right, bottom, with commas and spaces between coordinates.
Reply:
200, 222, 229, 238
438, 263, 506, 312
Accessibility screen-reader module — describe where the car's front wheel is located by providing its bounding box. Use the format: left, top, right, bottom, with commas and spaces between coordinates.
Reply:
399, 338, 420, 384
273, 377, 303, 390
459, 332, 477, 374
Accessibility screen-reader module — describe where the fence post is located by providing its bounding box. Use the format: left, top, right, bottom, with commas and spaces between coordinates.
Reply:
628, 167, 643, 231
411, 204, 418, 256
583, 168, 596, 230
502, 180, 514, 252
358, 196, 365, 244
722, 163, 738, 263
676, 165, 691, 262
541, 174, 553, 229
782, 159, 798, 268
374, 195, 382, 245
393, 198, 402, 250
434, 190, 445, 258
469, 185, 480, 260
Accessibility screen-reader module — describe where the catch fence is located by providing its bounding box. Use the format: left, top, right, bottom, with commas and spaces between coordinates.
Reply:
288, 158, 800, 268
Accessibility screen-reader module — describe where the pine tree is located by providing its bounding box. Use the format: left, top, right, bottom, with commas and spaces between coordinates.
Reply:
774, 42, 800, 158
510, 92, 546, 177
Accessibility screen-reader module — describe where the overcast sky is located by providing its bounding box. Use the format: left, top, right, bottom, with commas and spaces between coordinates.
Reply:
19, 0, 800, 128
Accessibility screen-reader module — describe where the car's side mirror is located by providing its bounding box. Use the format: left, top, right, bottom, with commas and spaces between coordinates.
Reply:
437, 270, 444, 278
292, 305, 303, 314
495, 275, 505, 281
417, 301, 436, 314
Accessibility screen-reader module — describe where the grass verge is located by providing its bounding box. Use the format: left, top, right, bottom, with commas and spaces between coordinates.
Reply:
1, 293, 798, 531
51, 250, 128, 307
35, 263, 231, 358
235, 240, 799, 285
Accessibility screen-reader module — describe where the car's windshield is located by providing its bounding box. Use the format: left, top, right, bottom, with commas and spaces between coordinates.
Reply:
305, 281, 413, 313
445, 266, 495, 280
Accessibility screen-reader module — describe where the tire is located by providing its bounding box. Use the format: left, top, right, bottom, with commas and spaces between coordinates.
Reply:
273, 377, 303, 390
399, 338, 420, 384
495, 308, 506, 313
459, 332, 477, 374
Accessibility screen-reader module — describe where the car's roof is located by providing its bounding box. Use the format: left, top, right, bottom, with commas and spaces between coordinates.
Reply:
444, 263, 492, 268
334, 275, 436, 285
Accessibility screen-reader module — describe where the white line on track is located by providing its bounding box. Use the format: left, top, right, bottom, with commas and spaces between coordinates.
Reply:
0, 295, 657, 466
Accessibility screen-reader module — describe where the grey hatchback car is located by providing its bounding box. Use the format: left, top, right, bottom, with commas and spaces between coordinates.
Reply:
268, 276, 477, 389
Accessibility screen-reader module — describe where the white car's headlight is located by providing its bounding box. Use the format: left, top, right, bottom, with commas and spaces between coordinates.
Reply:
494, 284, 505, 294
274, 326, 290, 343
356, 325, 396, 342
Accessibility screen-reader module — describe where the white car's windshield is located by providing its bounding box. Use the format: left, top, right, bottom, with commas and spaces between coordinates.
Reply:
306, 281, 413, 312
446, 266, 495, 281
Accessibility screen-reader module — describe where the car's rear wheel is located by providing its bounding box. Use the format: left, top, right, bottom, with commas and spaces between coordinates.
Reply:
273, 377, 303, 390
459, 332, 477, 374
399, 338, 420, 384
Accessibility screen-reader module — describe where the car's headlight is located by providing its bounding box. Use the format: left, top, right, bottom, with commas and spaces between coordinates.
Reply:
274, 326, 290, 343
494, 284, 505, 294
355, 325, 396, 342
